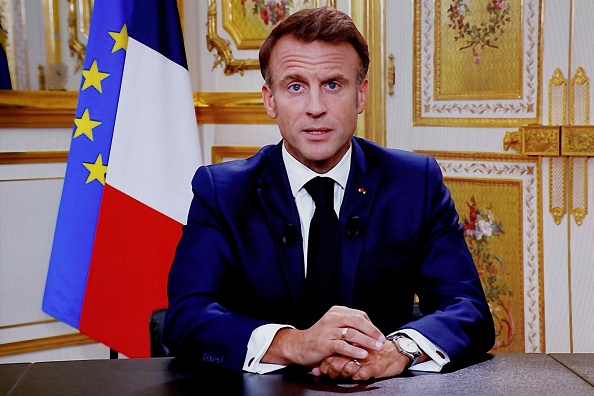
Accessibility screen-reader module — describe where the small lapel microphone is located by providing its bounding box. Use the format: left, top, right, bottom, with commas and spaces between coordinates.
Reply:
346, 216, 361, 238
282, 223, 300, 245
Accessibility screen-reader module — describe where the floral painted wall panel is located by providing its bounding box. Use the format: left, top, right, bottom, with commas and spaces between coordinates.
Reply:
419, 151, 544, 353
414, 0, 542, 126
448, 179, 524, 352
438, 0, 519, 100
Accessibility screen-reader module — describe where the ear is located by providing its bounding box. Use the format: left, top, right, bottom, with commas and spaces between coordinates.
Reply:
262, 84, 277, 119
356, 79, 369, 114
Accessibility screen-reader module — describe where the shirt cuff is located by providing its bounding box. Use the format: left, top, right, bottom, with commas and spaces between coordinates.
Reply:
387, 328, 450, 372
243, 323, 294, 374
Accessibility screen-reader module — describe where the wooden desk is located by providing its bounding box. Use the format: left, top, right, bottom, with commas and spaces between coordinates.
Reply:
6, 354, 594, 395
0, 363, 30, 395
551, 353, 594, 386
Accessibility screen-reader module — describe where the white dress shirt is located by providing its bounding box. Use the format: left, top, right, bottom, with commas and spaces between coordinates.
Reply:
242, 144, 449, 373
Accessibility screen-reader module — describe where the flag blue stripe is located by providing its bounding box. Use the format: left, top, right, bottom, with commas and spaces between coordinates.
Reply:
129, 0, 187, 69
0, 45, 11, 89
43, 0, 187, 329
42, 0, 128, 326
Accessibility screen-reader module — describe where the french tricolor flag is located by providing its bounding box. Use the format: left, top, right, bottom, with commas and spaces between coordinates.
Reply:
42, 0, 201, 357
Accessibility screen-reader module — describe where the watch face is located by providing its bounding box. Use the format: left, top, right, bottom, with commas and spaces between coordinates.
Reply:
398, 337, 419, 354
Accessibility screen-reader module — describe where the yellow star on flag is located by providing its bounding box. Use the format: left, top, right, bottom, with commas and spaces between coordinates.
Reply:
81, 60, 110, 93
109, 24, 128, 53
83, 153, 108, 185
73, 108, 102, 141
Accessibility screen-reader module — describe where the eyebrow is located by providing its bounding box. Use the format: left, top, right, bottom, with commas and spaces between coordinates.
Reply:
279, 73, 304, 85
279, 73, 349, 86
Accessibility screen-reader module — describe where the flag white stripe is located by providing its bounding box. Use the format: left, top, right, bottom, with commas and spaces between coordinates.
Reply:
107, 38, 201, 224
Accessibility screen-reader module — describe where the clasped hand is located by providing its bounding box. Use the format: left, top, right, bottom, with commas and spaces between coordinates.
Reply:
266, 306, 411, 380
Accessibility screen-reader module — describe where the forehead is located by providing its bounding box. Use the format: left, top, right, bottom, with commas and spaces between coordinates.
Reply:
268, 36, 360, 82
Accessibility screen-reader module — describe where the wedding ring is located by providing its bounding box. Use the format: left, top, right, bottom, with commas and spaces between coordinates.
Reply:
351, 358, 362, 367
341, 327, 348, 341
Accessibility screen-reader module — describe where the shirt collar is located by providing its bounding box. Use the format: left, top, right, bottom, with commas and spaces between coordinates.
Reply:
282, 142, 352, 198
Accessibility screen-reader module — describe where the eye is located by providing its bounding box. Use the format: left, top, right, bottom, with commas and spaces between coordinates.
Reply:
327, 82, 339, 90
289, 84, 302, 92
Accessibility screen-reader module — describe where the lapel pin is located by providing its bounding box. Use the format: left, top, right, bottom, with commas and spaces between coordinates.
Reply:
357, 187, 366, 195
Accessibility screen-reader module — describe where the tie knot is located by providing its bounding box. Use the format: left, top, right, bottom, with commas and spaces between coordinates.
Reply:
304, 177, 335, 207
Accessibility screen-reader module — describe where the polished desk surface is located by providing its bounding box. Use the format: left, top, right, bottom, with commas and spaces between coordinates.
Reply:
551, 353, 594, 386
3, 353, 594, 396
0, 363, 30, 396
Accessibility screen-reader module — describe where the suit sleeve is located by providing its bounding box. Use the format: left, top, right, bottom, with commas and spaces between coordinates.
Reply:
163, 166, 269, 370
402, 157, 495, 361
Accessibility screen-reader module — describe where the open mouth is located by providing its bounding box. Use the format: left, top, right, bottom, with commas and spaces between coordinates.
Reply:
304, 129, 331, 135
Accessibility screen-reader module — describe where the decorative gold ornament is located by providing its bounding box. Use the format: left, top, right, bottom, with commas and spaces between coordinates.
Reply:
549, 157, 567, 225
548, 68, 567, 125
206, 0, 259, 76
387, 53, 395, 96
503, 125, 560, 156
67, 0, 91, 73
568, 157, 588, 226
562, 126, 594, 156
569, 67, 589, 125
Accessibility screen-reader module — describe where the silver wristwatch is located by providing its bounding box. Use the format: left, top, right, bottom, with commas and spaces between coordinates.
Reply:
388, 335, 422, 364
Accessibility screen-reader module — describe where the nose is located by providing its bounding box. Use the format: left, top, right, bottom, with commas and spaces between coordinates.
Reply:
306, 88, 327, 118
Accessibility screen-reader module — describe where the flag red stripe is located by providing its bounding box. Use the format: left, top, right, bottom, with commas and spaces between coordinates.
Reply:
79, 184, 181, 357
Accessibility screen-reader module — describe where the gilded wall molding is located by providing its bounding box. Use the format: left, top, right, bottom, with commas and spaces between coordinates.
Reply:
211, 145, 260, 163
194, 92, 272, 124
352, 0, 385, 146
0, 333, 95, 357
0, 151, 68, 164
0, 90, 77, 127
0, 91, 275, 127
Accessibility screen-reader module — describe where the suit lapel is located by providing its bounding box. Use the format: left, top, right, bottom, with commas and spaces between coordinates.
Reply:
339, 139, 374, 307
257, 144, 305, 308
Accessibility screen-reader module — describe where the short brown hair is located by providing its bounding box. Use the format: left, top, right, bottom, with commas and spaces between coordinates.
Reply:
259, 7, 369, 86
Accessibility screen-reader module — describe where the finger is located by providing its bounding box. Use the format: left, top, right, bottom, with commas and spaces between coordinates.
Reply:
327, 307, 385, 344
342, 313, 385, 344
341, 359, 363, 379
352, 367, 372, 381
324, 356, 352, 379
338, 326, 384, 352
333, 338, 369, 360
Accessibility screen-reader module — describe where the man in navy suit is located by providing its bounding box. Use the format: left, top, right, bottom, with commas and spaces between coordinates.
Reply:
164, 7, 494, 380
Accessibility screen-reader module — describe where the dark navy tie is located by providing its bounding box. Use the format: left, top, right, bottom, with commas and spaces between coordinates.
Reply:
301, 176, 341, 327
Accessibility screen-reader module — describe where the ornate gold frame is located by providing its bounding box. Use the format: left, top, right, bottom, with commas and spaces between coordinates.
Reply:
207, 0, 336, 76
206, 0, 336, 76
221, 0, 330, 50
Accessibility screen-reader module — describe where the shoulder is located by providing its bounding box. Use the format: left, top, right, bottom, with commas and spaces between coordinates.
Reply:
353, 137, 439, 174
192, 143, 280, 186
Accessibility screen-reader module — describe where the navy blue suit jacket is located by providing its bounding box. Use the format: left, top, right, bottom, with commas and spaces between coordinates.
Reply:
164, 137, 494, 370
